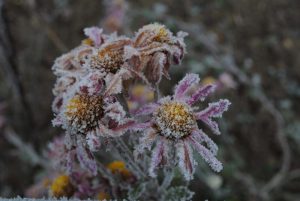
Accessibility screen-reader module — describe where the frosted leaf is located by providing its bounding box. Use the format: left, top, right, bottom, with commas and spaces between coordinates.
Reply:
174, 73, 200, 99
162, 186, 194, 201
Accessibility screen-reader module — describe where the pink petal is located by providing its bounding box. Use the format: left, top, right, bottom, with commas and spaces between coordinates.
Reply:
144, 52, 166, 85
76, 142, 98, 175
177, 140, 195, 180
188, 137, 223, 172
195, 99, 231, 135
149, 140, 167, 177
187, 84, 216, 105
83, 27, 103, 47
191, 129, 218, 156
174, 73, 200, 99
134, 103, 159, 116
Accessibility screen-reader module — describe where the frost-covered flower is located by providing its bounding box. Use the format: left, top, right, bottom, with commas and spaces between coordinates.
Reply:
133, 73, 231, 180
126, 23, 188, 85
53, 72, 133, 138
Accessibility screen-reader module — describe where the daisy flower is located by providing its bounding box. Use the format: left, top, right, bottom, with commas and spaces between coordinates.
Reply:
133, 73, 231, 180
53, 72, 134, 174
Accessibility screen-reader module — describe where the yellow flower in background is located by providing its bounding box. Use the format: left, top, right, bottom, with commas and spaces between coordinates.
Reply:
201, 76, 216, 85
131, 84, 154, 102
127, 84, 155, 111
50, 175, 74, 198
107, 161, 131, 178
97, 191, 111, 200
82, 38, 94, 46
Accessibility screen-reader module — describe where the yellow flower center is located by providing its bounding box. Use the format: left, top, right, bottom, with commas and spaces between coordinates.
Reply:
90, 47, 123, 73
154, 101, 196, 139
153, 26, 170, 43
65, 94, 104, 133
50, 175, 73, 198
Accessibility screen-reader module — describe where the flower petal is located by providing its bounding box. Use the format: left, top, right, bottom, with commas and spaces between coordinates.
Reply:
76, 142, 98, 175
195, 99, 231, 135
149, 140, 167, 177
177, 140, 195, 180
83, 27, 103, 47
191, 129, 218, 156
134, 103, 159, 116
188, 137, 223, 172
187, 84, 216, 105
174, 73, 200, 99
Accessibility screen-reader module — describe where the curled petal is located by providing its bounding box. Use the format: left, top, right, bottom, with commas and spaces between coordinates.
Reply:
174, 73, 200, 99
195, 99, 231, 135
123, 45, 140, 60
83, 27, 104, 47
188, 137, 223, 172
134, 103, 159, 116
144, 52, 167, 85
76, 142, 98, 175
111, 119, 135, 133
177, 140, 195, 180
77, 71, 105, 95
191, 129, 218, 156
105, 101, 126, 123
97, 120, 133, 137
149, 140, 167, 177
104, 68, 130, 96
187, 84, 216, 105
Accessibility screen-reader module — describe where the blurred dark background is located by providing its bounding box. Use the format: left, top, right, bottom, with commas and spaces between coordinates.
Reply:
0, 0, 300, 200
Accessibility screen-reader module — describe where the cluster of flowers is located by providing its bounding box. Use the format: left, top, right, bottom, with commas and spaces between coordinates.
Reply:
50, 23, 230, 198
